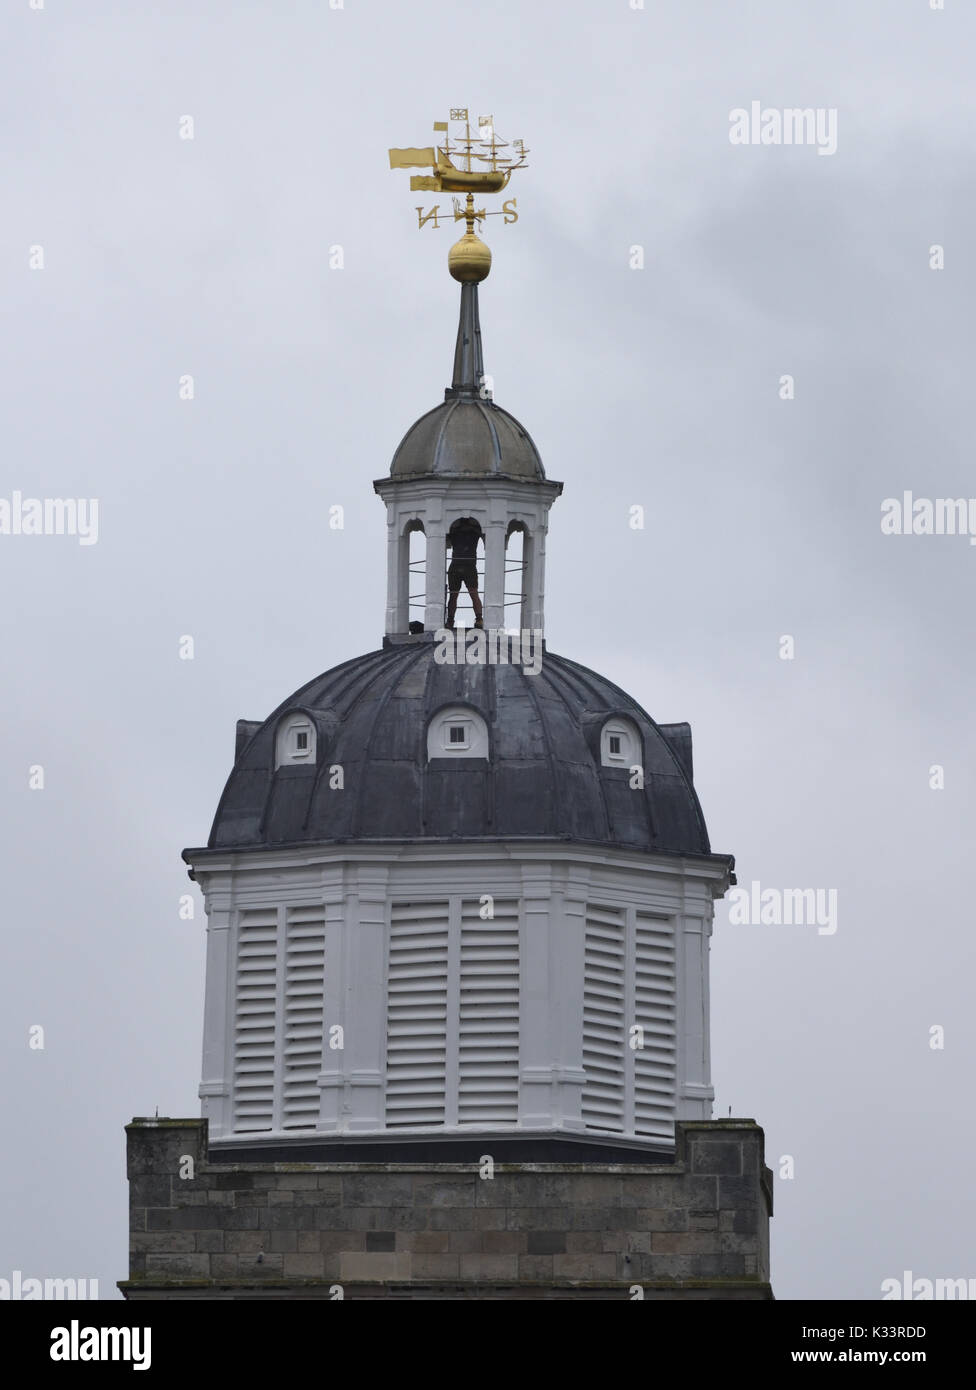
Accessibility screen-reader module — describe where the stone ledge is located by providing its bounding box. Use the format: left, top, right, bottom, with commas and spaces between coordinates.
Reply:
118, 1277, 774, 1297
126, 1117, 768, 1179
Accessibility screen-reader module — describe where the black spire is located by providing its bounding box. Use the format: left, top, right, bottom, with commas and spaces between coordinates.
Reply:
446, 282, 486, 399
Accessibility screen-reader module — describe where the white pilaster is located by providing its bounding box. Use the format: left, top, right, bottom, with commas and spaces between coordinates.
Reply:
677, 891, 715, 1119
527, 523, 547, 632
483, 520, 506, 630
317, 889, 347, 1132
385, 508, 407, 635
423, 496, 447, 632
552, 866, 589, 1129
344, 865, 388, 1131
518, 864, 554, 1128
521, 529, 536, 630
198, 884, 233, 1139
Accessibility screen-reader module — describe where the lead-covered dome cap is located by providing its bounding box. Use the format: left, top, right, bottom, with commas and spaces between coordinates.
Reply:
200, 642, 711, 857
389, 279, 546, 481
392, 396, 544, 479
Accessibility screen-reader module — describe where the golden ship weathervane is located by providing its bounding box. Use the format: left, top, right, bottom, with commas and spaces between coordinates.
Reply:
389, 108, 528, 281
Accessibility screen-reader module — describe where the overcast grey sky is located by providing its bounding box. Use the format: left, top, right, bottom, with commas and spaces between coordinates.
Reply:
2, 0, 973, 1301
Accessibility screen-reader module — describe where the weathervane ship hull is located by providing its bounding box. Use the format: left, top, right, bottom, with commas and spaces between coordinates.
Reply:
389, 146, 513, 193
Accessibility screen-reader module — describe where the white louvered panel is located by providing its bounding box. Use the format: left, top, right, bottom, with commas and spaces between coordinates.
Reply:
233, 908, 278, 1133
458, 900, 519, 1125
385, 902, 449, 1127
282, 906, 326, 1130
633, 913, 677, 1138
582, 906, 626, 1132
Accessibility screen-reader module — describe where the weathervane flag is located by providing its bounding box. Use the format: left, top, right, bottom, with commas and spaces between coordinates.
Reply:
389, 146, 437, 169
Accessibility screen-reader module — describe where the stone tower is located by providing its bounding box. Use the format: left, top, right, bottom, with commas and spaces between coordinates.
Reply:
121, 179, 773, 1301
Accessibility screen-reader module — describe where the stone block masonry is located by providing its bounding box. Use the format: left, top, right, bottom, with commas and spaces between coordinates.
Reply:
120, 1119, 773, 1300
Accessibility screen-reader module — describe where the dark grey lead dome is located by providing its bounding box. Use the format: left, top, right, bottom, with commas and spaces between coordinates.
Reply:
391, 396, 545, 480
203, 642, 710, 856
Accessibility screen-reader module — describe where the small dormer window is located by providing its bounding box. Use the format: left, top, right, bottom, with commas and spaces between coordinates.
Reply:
427, 706, 489, 760
601, 718, 640, 768
275, 714, 317, 768
289, 726, 311, 759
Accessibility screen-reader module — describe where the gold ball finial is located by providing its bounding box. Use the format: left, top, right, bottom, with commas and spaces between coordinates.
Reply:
448, 230, 491, 283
